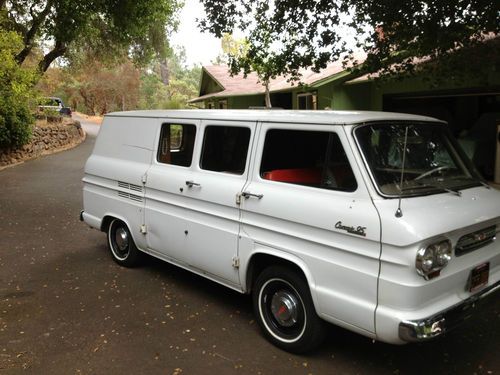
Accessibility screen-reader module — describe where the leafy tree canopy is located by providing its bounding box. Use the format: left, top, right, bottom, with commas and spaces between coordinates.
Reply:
37, 47, 201, 115
1, 0, 181, 73
0, 29, 37, 147
200, 0, 499, 82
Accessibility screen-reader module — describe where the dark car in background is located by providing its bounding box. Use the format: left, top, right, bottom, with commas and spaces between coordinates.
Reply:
38, 97, 72, 117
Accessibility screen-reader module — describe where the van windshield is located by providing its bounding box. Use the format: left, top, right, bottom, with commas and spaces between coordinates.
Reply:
355, 123, 482, 196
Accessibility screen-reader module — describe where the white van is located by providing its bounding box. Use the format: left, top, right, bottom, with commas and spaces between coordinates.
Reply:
81, 110, 500, 353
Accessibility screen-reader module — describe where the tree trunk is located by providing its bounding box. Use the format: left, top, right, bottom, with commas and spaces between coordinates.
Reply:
38, 40, 67, 72
15, 0, 53, 66
264, 80, 272, 109
79, 89, 95, 116
159, 58, 170, 85
101, 100, 108, 115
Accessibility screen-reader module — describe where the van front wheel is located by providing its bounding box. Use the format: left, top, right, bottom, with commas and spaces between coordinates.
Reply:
107, 219, 140, 267
253, 266, 325, 353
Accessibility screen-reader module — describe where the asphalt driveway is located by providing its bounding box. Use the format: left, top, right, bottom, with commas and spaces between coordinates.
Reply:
0, 123, 499, 374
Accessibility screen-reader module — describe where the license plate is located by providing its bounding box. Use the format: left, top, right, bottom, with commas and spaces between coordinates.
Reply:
468, 262, 489, 293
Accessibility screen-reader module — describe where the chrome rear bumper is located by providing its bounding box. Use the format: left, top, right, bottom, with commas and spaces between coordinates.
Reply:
399, 280, 500, 342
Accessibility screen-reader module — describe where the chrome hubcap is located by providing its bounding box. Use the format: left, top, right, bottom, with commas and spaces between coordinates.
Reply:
115, 227, 129, 251
270, 290, 298, 327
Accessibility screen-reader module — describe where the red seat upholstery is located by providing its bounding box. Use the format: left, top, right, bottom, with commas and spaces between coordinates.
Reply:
263, 168, 322, 184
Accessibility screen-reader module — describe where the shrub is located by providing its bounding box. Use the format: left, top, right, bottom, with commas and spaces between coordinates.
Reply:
0, 30, 38, 148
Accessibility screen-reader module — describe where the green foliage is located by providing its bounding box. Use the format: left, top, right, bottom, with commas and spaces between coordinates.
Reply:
0, 30, 37, 148
138, 48, 202, 110
37, 48, 201, 114
139, 73, 170, 109
3, 0, 181, 72
200, 0, 500, 83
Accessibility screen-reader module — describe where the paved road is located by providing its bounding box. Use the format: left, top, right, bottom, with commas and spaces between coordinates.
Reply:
0, 129, 499, 374
73, 113, 101, 137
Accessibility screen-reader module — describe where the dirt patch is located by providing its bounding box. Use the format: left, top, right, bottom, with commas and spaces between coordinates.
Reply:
73, 111, 103, 125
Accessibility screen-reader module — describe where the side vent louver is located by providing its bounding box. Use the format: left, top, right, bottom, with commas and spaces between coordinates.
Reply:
117, 181, 144, 202
118, 191, 143, 202
118, 181, 143, 192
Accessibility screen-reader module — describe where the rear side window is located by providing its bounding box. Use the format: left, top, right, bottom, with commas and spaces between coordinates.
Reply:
157, 124, 196, 167
260, 129, 357, 191
200, 126, 251, 175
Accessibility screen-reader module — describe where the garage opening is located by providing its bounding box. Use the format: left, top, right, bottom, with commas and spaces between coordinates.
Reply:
384, 89, 500, 183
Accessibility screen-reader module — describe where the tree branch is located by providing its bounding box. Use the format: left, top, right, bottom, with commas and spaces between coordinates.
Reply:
38, 40, 67, 72
15, 0, 53, 65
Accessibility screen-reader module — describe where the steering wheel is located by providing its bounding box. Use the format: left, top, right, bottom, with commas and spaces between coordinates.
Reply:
415, 166, 453, 181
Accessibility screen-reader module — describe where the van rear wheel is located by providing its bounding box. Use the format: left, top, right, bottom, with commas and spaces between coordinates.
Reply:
107, 219, 140, 267
253, 266, 325, 353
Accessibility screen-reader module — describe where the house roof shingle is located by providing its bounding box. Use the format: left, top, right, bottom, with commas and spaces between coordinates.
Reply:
190, 58, 364, 103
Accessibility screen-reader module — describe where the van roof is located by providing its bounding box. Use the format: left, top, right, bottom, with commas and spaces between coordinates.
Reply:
105, 109, 443, 125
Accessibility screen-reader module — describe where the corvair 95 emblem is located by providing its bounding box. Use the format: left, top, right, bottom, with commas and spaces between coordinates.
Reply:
335, 221, 367, 237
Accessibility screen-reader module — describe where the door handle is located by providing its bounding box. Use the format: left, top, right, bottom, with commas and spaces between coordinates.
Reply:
185, 180, 201, 188
242, 191, 263, 199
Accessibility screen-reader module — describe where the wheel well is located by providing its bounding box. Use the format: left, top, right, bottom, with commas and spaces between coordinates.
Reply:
101, 216, 115, 233
246, 253, 307, 293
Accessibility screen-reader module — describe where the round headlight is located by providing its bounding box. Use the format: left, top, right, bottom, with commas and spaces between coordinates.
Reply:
416, 239, 452, 279
434, 241, 452, 267
419, 248, 435, 273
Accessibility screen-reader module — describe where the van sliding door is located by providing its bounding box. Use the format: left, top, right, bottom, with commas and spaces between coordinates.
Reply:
144, 120, 201, 264
179, 120, 256, 287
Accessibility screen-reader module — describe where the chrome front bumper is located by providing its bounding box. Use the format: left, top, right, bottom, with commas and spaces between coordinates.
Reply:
399, 280, 500, 342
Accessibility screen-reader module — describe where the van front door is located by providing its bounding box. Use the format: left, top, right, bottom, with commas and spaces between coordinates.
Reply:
239, 124, 381, 333
181, 120, 255, 287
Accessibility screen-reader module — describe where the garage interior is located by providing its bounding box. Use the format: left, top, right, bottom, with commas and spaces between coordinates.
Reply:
384, 89, 500, 184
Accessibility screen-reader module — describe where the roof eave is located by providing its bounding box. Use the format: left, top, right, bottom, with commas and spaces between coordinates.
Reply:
309, 69, 363, 88
188, 90, 266, 103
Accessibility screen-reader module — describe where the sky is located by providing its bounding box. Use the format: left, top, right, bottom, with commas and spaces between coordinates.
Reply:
169, 0, 362, 68
170, 0, 221, 67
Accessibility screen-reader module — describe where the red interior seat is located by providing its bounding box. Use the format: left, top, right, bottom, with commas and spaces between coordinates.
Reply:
263, 168, 322, 184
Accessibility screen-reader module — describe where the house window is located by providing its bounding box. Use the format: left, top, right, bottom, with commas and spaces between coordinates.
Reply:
207, 101, 215, 109
157, 124, 197, 167
218, 100, 228, 109
200, 126, 251, 175
297, 92, 317, 110
260, 129, 357, 191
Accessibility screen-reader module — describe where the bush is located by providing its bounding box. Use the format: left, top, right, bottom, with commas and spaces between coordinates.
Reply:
0, 30, 38, 148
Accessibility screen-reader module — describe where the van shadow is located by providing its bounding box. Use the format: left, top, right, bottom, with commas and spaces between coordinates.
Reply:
138, 252, 499, 373
139, 251, 253, 312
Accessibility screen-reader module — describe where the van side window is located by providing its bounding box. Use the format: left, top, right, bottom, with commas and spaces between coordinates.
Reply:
260, 129, 357, 191
200, 126, 251, 175
157, 124, 196, 167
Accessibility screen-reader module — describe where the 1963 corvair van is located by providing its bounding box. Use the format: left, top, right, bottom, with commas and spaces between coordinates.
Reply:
81, 110, 500, 353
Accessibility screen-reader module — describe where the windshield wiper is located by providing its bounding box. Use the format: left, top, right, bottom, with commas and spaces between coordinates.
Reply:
450, 176, 491, 189
402, 182, 462, 197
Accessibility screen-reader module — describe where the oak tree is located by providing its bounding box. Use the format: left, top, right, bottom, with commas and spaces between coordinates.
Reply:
200, 0, 499, 86
1, 0, 180, 72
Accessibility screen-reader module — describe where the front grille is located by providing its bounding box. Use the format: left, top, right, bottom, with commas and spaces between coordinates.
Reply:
455, 225, 497, 256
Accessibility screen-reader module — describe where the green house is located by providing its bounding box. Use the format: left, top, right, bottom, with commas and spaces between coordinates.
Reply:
190, 58, 500, 183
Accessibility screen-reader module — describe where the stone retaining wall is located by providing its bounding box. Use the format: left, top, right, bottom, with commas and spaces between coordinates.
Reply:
0, 120, 85, 169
